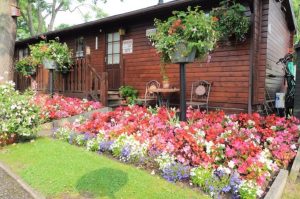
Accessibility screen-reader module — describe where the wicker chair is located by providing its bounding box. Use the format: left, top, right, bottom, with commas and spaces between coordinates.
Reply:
186, 80, 211, 112
138, 80, 160, 106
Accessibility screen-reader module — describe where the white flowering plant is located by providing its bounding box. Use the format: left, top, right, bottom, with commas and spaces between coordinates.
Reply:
111, 134, 148, 163
0, 82, 41, 145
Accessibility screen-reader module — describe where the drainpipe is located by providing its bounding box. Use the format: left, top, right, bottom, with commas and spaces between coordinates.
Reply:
248, 1, 255, 114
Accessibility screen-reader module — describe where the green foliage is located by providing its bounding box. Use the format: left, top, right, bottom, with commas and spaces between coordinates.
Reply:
119, 85, 138, 104
239, 181, 258, 199
293, 0, 300, 43
17, 0, 108, 39
211, 0, 250, 42
190, 166, 213, 192
29, 39, 73, 71
151, 6, 218, 63
0, 82, 41, 140
15, 56, 38, 76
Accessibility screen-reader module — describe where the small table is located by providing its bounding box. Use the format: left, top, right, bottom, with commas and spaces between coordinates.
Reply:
150, 88, 180, 107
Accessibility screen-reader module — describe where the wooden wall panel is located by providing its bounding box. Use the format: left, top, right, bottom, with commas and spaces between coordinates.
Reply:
265, 0, 293, 100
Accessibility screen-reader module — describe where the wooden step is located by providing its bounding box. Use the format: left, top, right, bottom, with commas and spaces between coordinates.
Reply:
108, 90, 120, 95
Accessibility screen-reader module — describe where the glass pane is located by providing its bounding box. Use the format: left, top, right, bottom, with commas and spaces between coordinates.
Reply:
18, 50, 23, 59
113, 54, 120, 64
107, 55, 113, 64
108, 33, 113, 42
107, 43, 113, 54
113, 42, 120, 53
113, 32, 120, 41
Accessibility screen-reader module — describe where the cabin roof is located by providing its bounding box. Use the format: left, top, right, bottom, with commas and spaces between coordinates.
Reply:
15, 0, 296, 45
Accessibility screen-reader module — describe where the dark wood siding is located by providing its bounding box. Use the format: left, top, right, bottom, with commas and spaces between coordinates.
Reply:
265, 0, 293, 100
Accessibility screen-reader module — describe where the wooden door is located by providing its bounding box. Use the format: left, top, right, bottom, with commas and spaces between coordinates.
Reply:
106, 32, 121, 90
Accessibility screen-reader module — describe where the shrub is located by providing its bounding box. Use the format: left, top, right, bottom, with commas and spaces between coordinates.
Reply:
0, 82, 41, 144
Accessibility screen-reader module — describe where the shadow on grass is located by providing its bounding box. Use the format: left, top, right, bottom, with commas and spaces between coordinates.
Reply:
76, 168, 128, 199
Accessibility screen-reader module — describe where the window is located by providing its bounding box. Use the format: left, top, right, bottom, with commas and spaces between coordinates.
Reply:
75, 37, 85, 57
18, 48, 29, 59
106, 32, 120, 64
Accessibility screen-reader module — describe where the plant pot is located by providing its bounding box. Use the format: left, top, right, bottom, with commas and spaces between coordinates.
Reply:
162, 80, 170, 89
170, 42, 196, 64
6, 133, 17, 145
43, 58, 57, 70
27, 68, 37, 76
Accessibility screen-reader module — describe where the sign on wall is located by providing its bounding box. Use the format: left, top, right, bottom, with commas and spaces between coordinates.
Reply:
122, 39, 133, 54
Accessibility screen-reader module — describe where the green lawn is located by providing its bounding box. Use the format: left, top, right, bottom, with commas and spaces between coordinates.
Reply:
282, 180, 300, 199
0, 138, 208, 199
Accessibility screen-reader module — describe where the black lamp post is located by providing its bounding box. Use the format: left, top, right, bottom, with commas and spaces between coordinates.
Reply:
171, 43, 196, 121
179, 63, 187, 121
43, 58, 56, 98
49, 69, 54, 98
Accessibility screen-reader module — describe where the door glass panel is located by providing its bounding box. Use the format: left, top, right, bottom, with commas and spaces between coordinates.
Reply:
113, 32, 120, 41
108, 43, 113, 54
107, 32, 120, 65
113, 54, 120, 64
107, 55, 113, 64
113, 42, 120, 53
108, 33, 113, 42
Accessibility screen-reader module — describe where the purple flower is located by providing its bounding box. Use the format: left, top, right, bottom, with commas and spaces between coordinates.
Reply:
121, 145, 131, 159
162, 163, 190, 182
99, 141, 114, 152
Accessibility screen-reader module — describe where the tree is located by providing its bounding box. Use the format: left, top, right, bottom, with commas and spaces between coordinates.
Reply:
0, 0, 18, 83
293, 0, 300, 42
18, 0, 108, 39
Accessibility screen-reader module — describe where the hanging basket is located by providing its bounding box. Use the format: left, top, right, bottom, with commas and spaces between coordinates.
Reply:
170, 42, 196, 64
43, 58, 57, 70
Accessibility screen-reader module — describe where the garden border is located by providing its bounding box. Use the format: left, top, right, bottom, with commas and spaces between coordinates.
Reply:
0, 161, 45, 199
38, 107, 112, 137
288, 137, 300, 182
264, 169, 289, 199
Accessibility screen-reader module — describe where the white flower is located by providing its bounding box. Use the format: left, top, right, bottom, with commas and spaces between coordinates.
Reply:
228, 160, 235, 169
247, 120, 255, 126
266, 137, 273, 143
291, 144, 297, 150
270, 126, 277, 131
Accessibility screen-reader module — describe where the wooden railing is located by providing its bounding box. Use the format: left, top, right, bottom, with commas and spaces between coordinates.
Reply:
15, 58, 108, 106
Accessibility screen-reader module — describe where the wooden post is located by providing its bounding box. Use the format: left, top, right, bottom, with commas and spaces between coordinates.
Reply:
100, 72, 108, 106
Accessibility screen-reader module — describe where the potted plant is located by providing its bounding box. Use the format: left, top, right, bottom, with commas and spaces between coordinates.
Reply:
15, 56, 38, 76
119, 85, 138, 104
150, 6, 218, 64
30, 39, 73, 72
160, 64, 170, 88
210, 0, 250, 43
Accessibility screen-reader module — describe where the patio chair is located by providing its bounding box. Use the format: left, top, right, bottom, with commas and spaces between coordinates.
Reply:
138, 80, 160, 106
187, 80, 211, 112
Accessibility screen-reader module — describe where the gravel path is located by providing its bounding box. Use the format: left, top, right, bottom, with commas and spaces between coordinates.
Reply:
0, 167, 33, 199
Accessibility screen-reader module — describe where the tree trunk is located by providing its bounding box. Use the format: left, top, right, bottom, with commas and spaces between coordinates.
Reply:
0, 0, 17, 83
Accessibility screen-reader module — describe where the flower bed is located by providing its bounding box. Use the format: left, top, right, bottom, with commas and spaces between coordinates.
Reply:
32, 94, 102, 122
53, 106, 300, 198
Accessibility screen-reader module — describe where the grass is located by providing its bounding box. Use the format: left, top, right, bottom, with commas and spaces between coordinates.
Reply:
0, 138, 209, 199
282, 180, 300, 199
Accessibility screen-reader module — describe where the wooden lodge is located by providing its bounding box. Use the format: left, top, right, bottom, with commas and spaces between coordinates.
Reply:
14, 0, 296, 112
